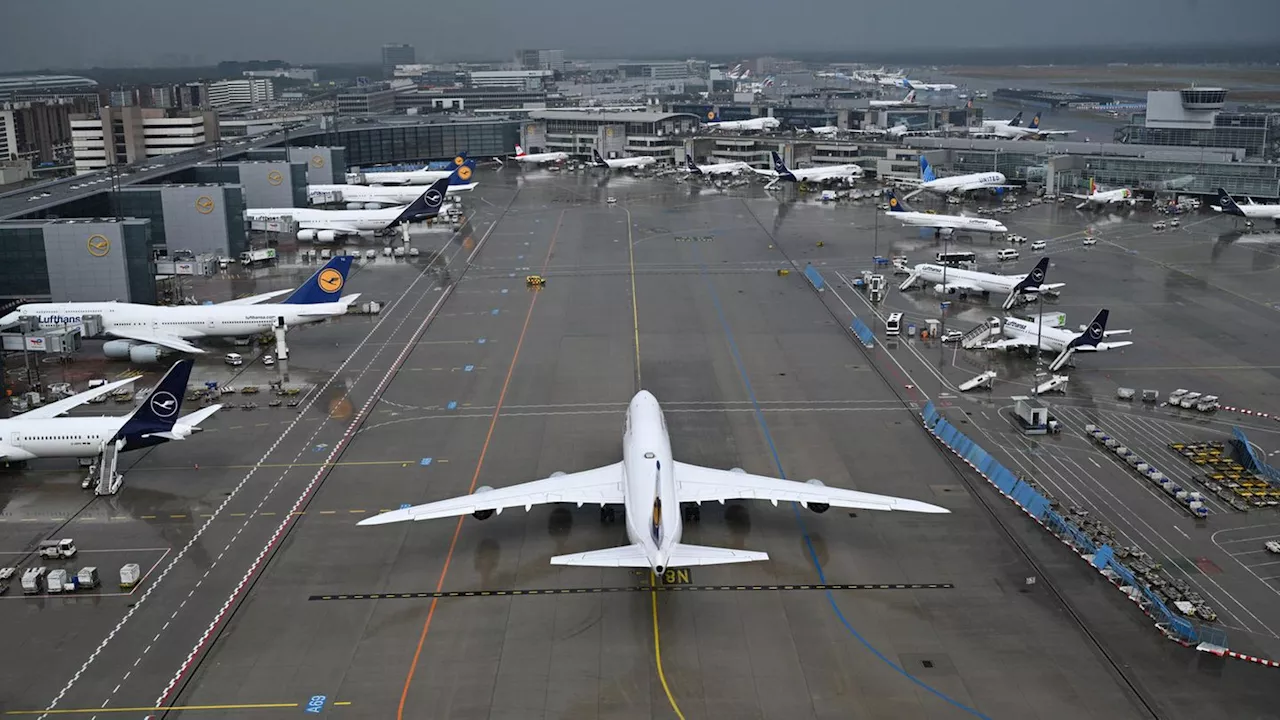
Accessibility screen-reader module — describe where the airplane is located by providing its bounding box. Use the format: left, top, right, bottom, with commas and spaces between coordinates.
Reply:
801, 125, 842, 137
974, 112, 1075, 140
976, 111, 1023, 131
246, 175, 452, 243
1067, 179, 1146, 210
884, 189, 1010, 239
357, 390, 948, 575
0, 359, 220, 464
508, 144, 569, 165
983, 309, 1133, 372
347, 153, 470, 186
0, 256, 361, 362
904, 257, 1063, 310
1212, 188, 1280, 225
591, 149, 656, 170
683, 153, 756, 177
311, 160, 477, 208
898, 78, 958, 91
769, 151, 862, 185
869, 90, 918, 107
703, 111, 781, 133
897, 157, 1013, 197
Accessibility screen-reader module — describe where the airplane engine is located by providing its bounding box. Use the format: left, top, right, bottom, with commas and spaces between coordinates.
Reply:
472, 485, 495, 520
102, 339, 135, 359
345, 203, 365, 211
550, 471, 566, 477
296, 229, 318, 242
730, 467, 745, 474
933, 284, 959, 295
804, 478, 830, 513
363, 203, 385, 210
128, 344, 166, 364
316, 230, 338, 243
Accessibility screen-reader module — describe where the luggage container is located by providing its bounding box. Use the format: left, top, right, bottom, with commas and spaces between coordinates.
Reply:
77, 567, 99, 589
46, 569, 68, 594
1188, 502, 1208, 518
21, 567, 46, 594
119, 563, 141, 590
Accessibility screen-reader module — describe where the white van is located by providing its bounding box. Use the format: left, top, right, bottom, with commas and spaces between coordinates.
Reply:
1031, 240, 1047, 251
996, 248, 1020, 262
885, 312, 903, 337
224, 353, 243, 366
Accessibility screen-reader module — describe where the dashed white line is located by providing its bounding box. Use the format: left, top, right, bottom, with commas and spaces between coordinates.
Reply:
1174, 526, 1190, 540
1088, 457, 1101, 468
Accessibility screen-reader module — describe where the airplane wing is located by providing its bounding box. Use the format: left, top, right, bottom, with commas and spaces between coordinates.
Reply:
983, 337, 1037, 351
145, 404, 222, 440
300, 224, 365, 235
17, 376, 140, 419
107, 329, 206, 354
1033, 283, 1067, 292
549, 542, 770, 568
218, 289, 294, 305
673, 461, 946, 513
357, 463, 626, 525
0, 443, 19, 460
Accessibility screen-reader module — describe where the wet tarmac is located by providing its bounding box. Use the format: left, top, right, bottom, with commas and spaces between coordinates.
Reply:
1, 168, 1277, 719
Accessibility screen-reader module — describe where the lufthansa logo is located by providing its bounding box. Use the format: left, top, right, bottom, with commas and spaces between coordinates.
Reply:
606, 127, 614, 137
424, 189, 443, 206
706, 111, 716, 120
87, 234, 111, 257
267, 170, 284, 185
526, 125, 536, 134
889, 198, 898, 206
453, 155, 464, 166
1031, 269, 1044, 281
457, 165, 472, 181
149, 390, 179, 419
1089, 323, 1103, 339
318, 268, 344, 293
311, 155, 325, 168
195, 195, 215, 214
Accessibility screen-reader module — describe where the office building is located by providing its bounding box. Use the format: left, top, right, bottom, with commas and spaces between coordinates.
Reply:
527, 110, 700, 162
516, 49, 566, 72
618, 63, 693, 81
207, 79, 276, 108
0, 218, 156, 303
397, 87, 553, 112
336, 85, 399, 115
150, 86, 175, 109
0, 75, 97, 102
1115, 88, 1279, 160
382, 44, 416, 79
108, 89, 137, 108
243, 68, 319, 83
70, 107, 219, 174
0, 98, 87, 164
468, 70, 554, 90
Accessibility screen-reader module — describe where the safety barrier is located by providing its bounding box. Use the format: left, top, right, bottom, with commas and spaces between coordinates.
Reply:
850, 317, 875, 348
920, 402, 1221, 650
803, 264, 825, 291
1231, 427, 1280, 485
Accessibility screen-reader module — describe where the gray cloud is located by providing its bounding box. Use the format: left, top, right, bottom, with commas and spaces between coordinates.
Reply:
2, 0, 1276, 71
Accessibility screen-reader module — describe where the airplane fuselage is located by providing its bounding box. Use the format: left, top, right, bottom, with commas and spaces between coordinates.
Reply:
917, 264, 1019, 293
781, 164, 863, 183
309, 184, 472, 206
245, 206, 406, 232
1001, 317, 1072, 352
600, 157, 657, 169
347, 169, 451, 186
688, 161, 755, 176
1216, 203, 1280, 220
706, 118, 780, 132
890, 211, 1007, 234
514, 152, 569, 164
621, 391, 681, 574
0, 415, 201, 461
920, 172, 1007, 195
8, 301, 350, 341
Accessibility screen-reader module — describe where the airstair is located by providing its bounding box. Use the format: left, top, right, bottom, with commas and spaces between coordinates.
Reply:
898, 270, 921, 292
961, 318, 1002, 349
958, 370, 997, 392
1048, 347, 1075, 373
1034, 374, 1070, 394
85, 439, 124, 496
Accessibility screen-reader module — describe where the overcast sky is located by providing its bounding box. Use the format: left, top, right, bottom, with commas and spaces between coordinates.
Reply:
2, 0, 1274, 70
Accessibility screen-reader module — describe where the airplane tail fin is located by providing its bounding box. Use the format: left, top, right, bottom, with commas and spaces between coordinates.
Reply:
283, 255, 355, 305
919, 155, 937, 182
592, 149, 608, 166
1029, 112, 1042, 130
905, 89, 917, 104
451, 151, 469, 167
1216, 187, 1245, 216
770, 151, 792, 178
684, 153, 701, 173
1009, 111, 1024, 127
1005, 257, 1051, 310
1050, 308, 1109, 372
386, 176, 449, 229
704, 108, 720, 123
114, 359, 195, 442
448, 158, 476, 186
886, 189, 910, 212
514, 144, 526, 157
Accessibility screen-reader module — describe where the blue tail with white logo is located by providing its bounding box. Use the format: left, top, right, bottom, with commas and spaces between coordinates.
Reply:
284, 255, 355, 305
115, 359, 195, 447
386, 176, 450, 229
1008, 111, 1024, 127
1215, 187, 1245, 216
770, 151, 796, 181
448, 158, 477, 186
919, 156, 938, 183
684, 153, 701, 173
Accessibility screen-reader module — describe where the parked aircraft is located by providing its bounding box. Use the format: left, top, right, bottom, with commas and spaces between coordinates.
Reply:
591, 149, 657, 169
358, 391, 948, 575
683, 154, 756, 177
346, 153, 470, 186
904, 257, 1063, 310
869, 90, 918, 107
769, 151, 862, 185
1068, 179, 1146, 210
898, 78, 958, 91
1212, 188, 1280, 225
312, 160, 477, 208
884, 190, 1009, 238
0, 256, 361, 362
973, 112, 1074, 140
703, 111, 781, 133
984, 309, 1132, 372
508, 144, 569, 164
0, 359, 219, 462
247, 175, 452, 242
898, 157, 1011, 196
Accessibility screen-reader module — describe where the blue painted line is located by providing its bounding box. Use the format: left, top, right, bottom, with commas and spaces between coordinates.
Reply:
464, 364, 474, 372
420, 457, 433, 466
446, 401, 457, 410
491, 309, 500, 316
399, 503, 412, 510
477, 337, 486, 344
697, 262, 991, 720
305, 695, 327, 714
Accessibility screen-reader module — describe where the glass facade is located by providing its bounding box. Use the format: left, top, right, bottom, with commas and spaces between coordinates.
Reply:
123, 223, 157, 304
115, 189, 167, 249
951, 150, 1045, 180
1115, 113, 1278, 159
316, 122, 521, 166
223, 190, 247, 257
1062, 156, 1280, 198
0, 226, 51, 298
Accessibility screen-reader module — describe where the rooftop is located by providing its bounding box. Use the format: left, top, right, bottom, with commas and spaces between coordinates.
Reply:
530, 109, 699, 123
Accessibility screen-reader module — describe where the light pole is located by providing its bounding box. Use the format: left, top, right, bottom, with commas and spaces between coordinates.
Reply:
1033, 292, 1044, 395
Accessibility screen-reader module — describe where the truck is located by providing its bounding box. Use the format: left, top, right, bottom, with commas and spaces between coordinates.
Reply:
38, 538, 76, 559
77, 567, 100, 589
22, 566, 47, 594
46, 568, 68, 594
239, 248, 277, 266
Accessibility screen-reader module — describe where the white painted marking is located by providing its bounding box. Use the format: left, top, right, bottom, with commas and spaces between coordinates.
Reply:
1174, 526, 1190, 540
1089, 457, 1100, 468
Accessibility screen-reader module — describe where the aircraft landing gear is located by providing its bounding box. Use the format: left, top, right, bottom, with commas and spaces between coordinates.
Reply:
600, 506, 616, 523
682, 505, 701, 523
